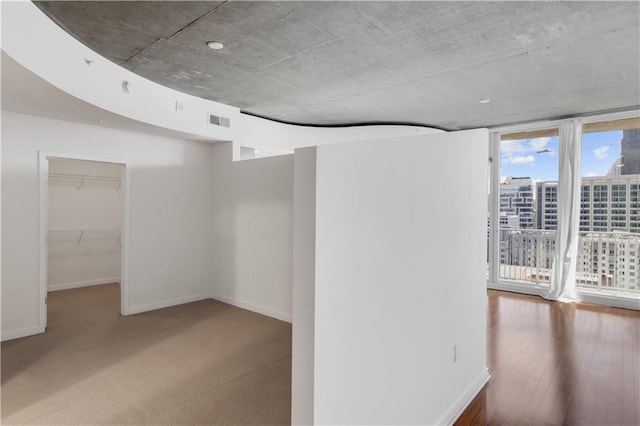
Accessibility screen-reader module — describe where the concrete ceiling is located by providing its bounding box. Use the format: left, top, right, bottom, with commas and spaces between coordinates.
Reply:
35, 1, 640, 130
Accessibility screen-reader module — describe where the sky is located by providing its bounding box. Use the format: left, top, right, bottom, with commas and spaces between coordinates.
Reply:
500, 130, 623, 182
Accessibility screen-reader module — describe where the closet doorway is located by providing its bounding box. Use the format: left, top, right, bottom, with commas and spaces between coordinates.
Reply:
39, 154, 129, 330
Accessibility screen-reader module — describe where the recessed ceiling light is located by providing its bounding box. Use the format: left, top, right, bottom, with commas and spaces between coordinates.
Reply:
207, 41, 224, 50
478, 98, 491, 104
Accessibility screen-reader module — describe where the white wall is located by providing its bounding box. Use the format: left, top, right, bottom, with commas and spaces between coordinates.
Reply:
211, 142, 293, 322
47, 158, 122, 291
293, 129, 489, 425
236, 113, 444, 159
2, 2, 238, 143
1, 111, 214, 340
292, 147, 317, 425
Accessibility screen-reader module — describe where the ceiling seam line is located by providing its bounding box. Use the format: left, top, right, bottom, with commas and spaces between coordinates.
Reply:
167, 1, 229, 41
253, 39, 340, 73
275, 3, 340, 40
118, 0, 229, 67
120, 37, 163, 66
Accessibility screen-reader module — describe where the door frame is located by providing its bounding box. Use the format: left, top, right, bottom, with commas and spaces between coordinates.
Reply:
38, 151, 131, 331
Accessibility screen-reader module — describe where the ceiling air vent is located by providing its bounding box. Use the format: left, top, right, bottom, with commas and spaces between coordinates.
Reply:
208, 113, 231, 128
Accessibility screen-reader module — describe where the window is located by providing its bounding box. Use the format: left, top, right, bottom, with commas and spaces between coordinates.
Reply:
579, 126, 640, 292
490, 117, 640, 301
498, 135, 559, 283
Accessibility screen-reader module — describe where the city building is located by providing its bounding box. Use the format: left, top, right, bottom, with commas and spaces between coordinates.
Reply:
503, 175, 640, 292
621, 129, 640, 175
532, 175, 640, 233
499, 229, 555, 272
499, 177, 535, 229
499, 213, 520, 229
499, 229, 640, 292
577, 233, 640, 291
581, 176, 640, 232
536, 181, 558, 230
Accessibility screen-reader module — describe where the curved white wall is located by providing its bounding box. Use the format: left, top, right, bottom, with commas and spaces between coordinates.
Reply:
1, 1, 442, 160
1, 1, 239, 142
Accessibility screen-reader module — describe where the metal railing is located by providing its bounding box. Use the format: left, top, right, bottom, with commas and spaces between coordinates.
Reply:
576, 231, 640, 293
497, 228, 640, 294
498, 228, 555, 284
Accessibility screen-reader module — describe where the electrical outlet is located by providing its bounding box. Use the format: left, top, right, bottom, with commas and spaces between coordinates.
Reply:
454, 343, 460, 362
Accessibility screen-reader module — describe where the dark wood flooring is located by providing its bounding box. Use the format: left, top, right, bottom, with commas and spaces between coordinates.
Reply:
456, 290, 640, 426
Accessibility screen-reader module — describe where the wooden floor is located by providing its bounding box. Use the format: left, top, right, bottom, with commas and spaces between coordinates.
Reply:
2, 286, 638, 425
457, 290, 640, 426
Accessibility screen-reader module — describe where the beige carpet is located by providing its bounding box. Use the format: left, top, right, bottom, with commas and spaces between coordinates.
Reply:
1, 284, 292, 425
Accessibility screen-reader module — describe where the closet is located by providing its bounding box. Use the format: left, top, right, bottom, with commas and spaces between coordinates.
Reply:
47, 158, 123, 295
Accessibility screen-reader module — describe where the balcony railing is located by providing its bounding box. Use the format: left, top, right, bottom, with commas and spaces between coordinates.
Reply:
498, 228, 555, 284
576, 231, 640, 293
497, 228, 640, 294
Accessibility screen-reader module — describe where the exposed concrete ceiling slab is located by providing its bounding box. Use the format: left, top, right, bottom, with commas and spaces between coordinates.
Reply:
280, 2, 526, 82
34, 1, 640, 129
37, 1, 224, 63
171, 2, 338, 71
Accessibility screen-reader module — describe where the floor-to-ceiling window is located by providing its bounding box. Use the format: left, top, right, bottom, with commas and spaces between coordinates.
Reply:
577, 126, 640, 294
497, 134, 559, 285
488, 114, 640, 308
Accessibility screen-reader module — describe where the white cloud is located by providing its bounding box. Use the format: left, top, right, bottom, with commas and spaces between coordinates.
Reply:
501, 137, 550, 154
594, 145, 609, 160
529, 137, 551, 152
505, 155, 535, 165
501, 139, 527, 154
501, 137, 551, 165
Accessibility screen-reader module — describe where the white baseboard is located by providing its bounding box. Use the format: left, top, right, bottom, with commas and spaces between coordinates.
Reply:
488, 281, 639, 311
487, 280, 545, 297
48, 277, 120, 292
127, 294, 211, 315
1, 325, 44, 342
436, 367, 491, 426
211, 293, 292, 323
578, 291, 640, 310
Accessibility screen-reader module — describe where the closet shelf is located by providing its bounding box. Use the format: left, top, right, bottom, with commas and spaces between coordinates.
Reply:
48, 172, 121, 190
48, 229, 121, 247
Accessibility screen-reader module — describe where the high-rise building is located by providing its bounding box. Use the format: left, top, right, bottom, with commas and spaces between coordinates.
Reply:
534, 175, 640, 233
577, 233, 640, 291
499, 214, 520, 229
580, 175, 640, 232
607, 155, 623, 176
620, 129, 640, 175
500, 177, 535, 229
499, 229, 555, 271
536, 181, 558, 230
